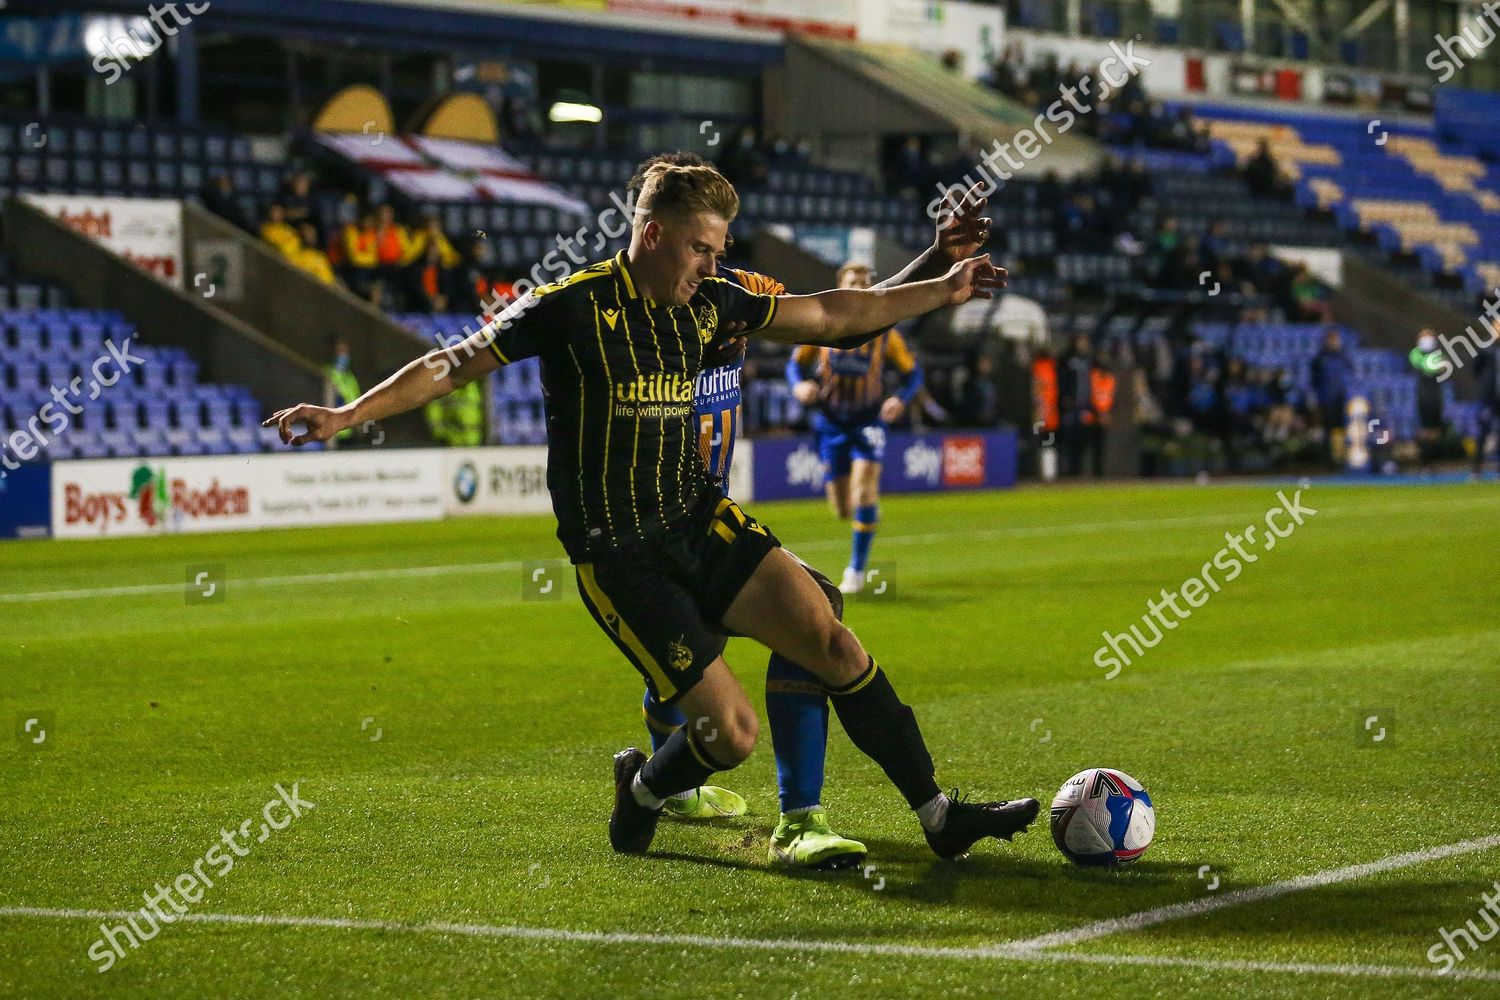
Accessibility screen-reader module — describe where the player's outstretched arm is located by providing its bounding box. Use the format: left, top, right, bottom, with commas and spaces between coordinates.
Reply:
262, 327, 500, 446
754, 255, 1003, 346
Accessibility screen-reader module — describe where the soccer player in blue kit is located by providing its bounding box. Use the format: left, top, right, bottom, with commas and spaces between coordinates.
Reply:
625, 153, 991, 867
788, 260, 923, 595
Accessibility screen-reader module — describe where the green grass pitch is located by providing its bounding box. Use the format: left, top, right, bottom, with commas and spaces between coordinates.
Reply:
2, 481, 1498, 998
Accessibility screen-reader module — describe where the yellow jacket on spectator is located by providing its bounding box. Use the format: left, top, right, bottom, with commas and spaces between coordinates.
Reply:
289, 246, 338, 286
342, 223, 379, 269
261, 220, 301, 257
410, 228, 462, 269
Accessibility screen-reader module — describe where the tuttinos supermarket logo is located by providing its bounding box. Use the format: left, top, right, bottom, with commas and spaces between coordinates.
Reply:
63, 464, 250, 533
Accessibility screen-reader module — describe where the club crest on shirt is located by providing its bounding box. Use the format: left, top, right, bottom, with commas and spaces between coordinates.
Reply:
668, 637, 693, 672
694, 301, 719, 345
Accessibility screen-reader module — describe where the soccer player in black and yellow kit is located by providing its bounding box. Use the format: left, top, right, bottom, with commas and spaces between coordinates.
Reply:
625, 153, 990, 868
266, 163, 1040, 861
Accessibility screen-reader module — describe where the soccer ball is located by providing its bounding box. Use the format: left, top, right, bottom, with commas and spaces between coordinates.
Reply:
1050, 768, 1155, 866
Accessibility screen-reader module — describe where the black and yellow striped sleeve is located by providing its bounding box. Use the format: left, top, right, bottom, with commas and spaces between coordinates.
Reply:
480, 288, 564, 366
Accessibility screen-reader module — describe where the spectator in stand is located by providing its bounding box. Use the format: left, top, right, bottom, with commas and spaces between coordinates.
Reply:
1410, 328, 1447, 473
203, 173, 250, 231
1059, 335, 1095, 476
886, 135, 933, 200
281, 172, 315, 228
1183, 354, 1221, 431
1288, 261, 1333, 321
461, 236, 499, 316
1310, 326, 1350, 465
1082, 355, 1117, 477
1148, 215, 1184, 286
424, 378, 484, 446
1244, 138, 1286, 198
287, 222, 339, 286
323, 338, 359, 444
959, 351, 1001, 426
260, 204, 300, 257
1057, 191, 1109, 252
1474, 338, 1499, 478
1234, 241, 1286, 296
341, 211, 380, 302
409, 216, 463, 314
1131, 366, 1169, 476
373, 205, 414, 310
1200, 219, 1231, 274
718, 127, 769, 190
1218, 357, 1260, 470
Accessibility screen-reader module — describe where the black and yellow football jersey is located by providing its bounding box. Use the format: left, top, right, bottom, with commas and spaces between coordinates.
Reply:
482, 250, 778, 560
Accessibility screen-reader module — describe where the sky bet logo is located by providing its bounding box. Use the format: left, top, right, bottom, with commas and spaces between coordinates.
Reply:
613, 373, 694, 419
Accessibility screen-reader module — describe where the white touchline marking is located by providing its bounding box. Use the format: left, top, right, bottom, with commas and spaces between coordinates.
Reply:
1, 905, 1498, 983
1004, 833, 1500, 951
8, 495, 1494, 605
0, 561, 526, 604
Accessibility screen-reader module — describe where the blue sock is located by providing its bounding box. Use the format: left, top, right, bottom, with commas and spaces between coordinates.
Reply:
766, 653, 830, 814
642, 689, 685, 754
850, 503, 878, 571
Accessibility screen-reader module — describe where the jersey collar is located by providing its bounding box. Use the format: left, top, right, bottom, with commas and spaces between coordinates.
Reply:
613, 250, 640, 301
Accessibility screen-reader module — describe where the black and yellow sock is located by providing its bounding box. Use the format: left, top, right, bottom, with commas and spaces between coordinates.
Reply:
638, 726, 727, 800
827, 658, 941, 810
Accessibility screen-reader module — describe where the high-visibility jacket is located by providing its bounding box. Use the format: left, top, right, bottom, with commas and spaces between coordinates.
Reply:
1084, 368, 1117, 426
376, 224, 413, 266
343, 224, 379, 269
424, 380, 484, 446
323, 364, 361, 441
1031, 356, 1059, 432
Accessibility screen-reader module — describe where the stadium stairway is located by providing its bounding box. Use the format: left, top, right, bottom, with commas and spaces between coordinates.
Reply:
2, 199, 329, 460
0, 252, 294, 461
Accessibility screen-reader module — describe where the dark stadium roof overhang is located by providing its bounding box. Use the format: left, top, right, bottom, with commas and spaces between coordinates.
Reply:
9, 0, 785, 74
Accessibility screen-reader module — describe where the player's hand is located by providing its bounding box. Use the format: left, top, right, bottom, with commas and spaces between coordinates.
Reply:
704, 334, 747, 368
261, 404, 351, 446
936, 182, 993, 263
941, 254, 1007, 306
880, 396, 906, 423
792, 380, 821, 406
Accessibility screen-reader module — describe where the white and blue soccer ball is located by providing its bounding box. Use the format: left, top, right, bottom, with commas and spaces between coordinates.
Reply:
1050, 767, 1155, 866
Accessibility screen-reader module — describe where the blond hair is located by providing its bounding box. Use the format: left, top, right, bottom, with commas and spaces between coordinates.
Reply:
636, 163, 739, 226
837, 260, 873, 284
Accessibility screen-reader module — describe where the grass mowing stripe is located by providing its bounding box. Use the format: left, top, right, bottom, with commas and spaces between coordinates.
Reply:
2, 906, 1496, 984
9, 492, 1496, 605
1005, 833, 1500, 951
